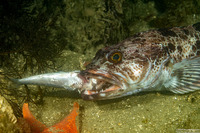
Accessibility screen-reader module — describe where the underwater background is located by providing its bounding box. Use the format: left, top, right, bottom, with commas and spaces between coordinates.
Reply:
0, 0, 200, 132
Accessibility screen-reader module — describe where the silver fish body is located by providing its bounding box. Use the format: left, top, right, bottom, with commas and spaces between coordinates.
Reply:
14, 23, 200, 100
12, 71, 83, 91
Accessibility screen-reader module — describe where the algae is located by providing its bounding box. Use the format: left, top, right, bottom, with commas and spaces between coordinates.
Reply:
0, 0, 200, 132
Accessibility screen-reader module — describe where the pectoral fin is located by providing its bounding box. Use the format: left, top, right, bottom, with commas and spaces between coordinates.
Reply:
165, 56, 200, 94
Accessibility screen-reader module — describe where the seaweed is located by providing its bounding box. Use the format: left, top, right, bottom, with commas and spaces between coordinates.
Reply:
0, 0, 67, 109
149, 0, 200, 28
0, 0, 200, 124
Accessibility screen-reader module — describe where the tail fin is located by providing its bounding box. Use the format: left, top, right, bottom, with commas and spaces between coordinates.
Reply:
5, 76, 22, 86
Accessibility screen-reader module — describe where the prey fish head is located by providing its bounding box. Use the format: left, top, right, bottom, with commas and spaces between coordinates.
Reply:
79, 34, 169, 100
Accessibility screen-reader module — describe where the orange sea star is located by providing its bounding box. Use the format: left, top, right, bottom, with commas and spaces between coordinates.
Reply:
22, 102, 79, 133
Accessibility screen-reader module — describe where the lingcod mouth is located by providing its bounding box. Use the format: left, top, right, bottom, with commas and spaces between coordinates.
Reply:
79, 69, 123, 100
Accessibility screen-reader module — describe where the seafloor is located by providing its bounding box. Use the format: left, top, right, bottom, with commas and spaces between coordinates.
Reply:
0, 0, 200, 132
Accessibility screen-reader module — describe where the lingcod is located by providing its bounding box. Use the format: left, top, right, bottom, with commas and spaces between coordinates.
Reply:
13, 22, 200, 100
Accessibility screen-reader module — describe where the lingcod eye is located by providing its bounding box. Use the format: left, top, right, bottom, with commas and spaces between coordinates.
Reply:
109, 52, 122, 63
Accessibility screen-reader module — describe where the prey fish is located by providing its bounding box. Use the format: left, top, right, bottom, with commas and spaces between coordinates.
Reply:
12, 23, 200, 100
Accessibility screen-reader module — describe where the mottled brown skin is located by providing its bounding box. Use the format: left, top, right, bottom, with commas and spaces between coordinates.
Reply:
86, 22, 200, 72
80, 23, 200, 100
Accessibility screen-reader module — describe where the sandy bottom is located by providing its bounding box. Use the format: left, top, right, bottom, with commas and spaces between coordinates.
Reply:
27, 88, 200, 133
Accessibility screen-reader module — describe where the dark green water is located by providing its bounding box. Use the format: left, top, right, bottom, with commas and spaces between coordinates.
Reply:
0, 0, 200, 132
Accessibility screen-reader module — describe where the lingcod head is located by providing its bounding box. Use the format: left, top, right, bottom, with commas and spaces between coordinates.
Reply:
79, 32, 169, 100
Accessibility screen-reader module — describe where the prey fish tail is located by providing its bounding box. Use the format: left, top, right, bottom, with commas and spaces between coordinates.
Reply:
11, 22, 200, 100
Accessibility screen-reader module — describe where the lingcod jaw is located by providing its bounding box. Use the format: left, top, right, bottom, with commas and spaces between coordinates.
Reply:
80, 69, 122, 86
79, 69, 123, 100
81, 85, 121, 100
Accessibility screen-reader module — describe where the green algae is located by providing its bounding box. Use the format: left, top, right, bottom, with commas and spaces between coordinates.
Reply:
0, 0, 200, 132
0, 110, 22, 133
